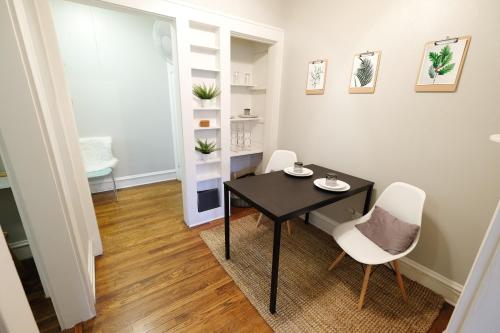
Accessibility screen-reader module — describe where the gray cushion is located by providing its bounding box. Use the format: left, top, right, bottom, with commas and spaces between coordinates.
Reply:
355, 206, 420, 255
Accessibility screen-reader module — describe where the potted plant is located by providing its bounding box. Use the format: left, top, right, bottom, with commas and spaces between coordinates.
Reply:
192, 83, 220, 108
195, 139, 219, 160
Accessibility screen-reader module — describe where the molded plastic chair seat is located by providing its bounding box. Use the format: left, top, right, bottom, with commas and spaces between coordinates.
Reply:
79, 137, 118, 201
329, 182, 426, 310
332, 218, 409, 265
86, 167, 113, 179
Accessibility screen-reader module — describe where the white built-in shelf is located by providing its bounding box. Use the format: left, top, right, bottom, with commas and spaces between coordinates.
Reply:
231, 84, 266, 91
251, 86, 266, 91
231, 84, 253, 88
191, 44, 219, 52
193, 107, 220, 111
194, 126, 220, 131
196, 173, 221, 182
230, 117, 263, 122
230, 147, 264, 157
196, 158, 221, 165
192, 66, 220, 73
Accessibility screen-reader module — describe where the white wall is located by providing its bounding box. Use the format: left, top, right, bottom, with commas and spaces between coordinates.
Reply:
176, 0, 286, 28
278, 0, 500, 285
51, 0, 177, 179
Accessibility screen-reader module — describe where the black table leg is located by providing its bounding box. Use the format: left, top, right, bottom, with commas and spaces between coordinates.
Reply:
304, 212, 310, 224
363, 184, 374, 215
269, 220, 282, 314
224, 185, 230, 260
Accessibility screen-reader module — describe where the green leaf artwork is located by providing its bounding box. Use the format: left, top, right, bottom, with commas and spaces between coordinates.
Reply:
427, 45, 455, 83
354, 56, 374, 87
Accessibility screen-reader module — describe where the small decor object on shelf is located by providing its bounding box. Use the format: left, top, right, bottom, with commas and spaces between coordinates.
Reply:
192, 83, 220, 108
306, 59, 328, 95
416, 36, 471, 92
195, 138, 219, 160
238, 108, 258, 118
199, 120, 210, 128
244, 73, 252, 85
233, 71, 240, 84
349, 51, 381, 94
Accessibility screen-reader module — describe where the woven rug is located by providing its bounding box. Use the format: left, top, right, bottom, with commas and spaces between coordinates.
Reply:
200, 215, 444, 333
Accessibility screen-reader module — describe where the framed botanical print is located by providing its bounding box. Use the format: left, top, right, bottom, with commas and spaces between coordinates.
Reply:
416, 36, 471, 92
349, 51, 381, 94
305, 59, 328, 95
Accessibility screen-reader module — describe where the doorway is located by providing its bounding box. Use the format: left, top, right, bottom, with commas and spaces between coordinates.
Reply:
49, 0, 183, 200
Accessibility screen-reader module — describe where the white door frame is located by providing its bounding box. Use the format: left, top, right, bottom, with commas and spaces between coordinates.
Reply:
0, 226, 39, 333
445, 200, 500, 332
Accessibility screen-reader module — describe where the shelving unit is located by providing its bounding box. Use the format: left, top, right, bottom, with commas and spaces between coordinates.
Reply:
180, 18, 283, 227
229, 36, 270, 176
190, 21, 224, 216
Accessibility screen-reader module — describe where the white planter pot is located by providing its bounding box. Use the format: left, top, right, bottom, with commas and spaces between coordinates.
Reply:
200, 152, 213, 161
200, 99, 216, 108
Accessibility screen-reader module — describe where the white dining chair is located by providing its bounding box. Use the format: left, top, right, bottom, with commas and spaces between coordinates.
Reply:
255, 150, 297, 236
328, 182, 426, 310
79, 137, 119, 201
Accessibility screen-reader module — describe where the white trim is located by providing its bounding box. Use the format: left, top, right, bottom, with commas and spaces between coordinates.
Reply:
87, 240, 95, 301
89, 169, 177, 193
309, 211, 463, 305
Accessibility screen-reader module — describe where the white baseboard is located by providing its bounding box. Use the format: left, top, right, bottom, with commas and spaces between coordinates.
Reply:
309, 211, 463, 305
9, 239, 32, 260
89, 169, 177, 193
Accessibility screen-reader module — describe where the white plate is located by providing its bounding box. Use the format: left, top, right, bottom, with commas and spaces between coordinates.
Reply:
284, 167, 313, 177
238, 114, 258, 118
314, 178, 350, 192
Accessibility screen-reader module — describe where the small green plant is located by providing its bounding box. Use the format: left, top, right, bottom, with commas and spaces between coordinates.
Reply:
195, 139, 219, 154
192, 83, 220, 100
428, 45, 455, 83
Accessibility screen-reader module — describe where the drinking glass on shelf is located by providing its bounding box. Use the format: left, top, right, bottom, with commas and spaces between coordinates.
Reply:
244, 73, 252, 85
233, 71, 240, 84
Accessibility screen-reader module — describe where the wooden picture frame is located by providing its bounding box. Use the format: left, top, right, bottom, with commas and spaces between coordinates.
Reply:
415, 36, 471, 92
305, 59, 328, 95
349, 51, 381, 94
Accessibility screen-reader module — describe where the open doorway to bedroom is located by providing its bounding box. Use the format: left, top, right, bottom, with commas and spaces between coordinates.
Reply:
49, 0, 184, 202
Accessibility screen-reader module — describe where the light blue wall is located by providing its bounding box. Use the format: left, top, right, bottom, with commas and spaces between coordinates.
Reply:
51, 0, 176, 178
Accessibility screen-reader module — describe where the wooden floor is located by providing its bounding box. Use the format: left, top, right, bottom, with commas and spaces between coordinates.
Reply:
20, 258, 60, 333
80, 181, 453, 332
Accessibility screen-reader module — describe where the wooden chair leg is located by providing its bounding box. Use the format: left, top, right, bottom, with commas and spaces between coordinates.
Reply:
256, 213, 263, 228
286, 220, 292, 236
358, 264, 372, 310
393, 260, 408, 302
328, 251, 346, 271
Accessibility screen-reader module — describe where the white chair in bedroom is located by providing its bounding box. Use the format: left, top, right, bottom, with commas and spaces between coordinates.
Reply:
79, 137, 119, 201
255, 150, 297, 236
328, 182, 426, 310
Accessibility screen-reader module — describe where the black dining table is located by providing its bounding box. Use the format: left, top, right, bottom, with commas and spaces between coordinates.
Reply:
223, 164, 374, 314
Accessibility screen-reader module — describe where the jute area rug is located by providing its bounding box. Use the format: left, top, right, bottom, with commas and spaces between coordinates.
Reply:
200, 214, 444, 333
